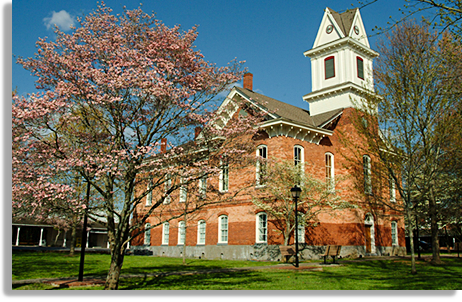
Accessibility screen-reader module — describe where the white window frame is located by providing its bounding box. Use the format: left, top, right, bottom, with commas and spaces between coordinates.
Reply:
294, 145, 304, 166
219, 158, 229, 192
389, 176, 396, 202
218, 215, 228, 244
391, 221, 398, 246
256, 145, 268, 187
198, 176, 207, 199
325, 152, 335, 192
146, 179, 153, 206
197, 220, 206, 245
164, 175, 172, 204
180, 180, 187, 203
178, 221, 185, 245
256, 212, 268, 243
297, 213, 305, 244
162, 222, 169, 245
294, 145, 304, 185
363, 155, 372, 195
144, 223, 151, 246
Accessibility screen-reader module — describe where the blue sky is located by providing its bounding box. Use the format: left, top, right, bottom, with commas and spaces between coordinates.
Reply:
13, 0, 414, 111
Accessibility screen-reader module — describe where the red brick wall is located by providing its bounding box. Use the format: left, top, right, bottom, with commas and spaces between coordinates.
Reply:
131, 107, 406, 251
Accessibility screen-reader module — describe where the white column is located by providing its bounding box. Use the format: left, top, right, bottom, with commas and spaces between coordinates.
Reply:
86, 231, 90, 248
15, 227, 21, 246
39, 228, 44, 246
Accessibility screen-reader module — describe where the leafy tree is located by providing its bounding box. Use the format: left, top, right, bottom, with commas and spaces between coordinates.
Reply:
13, 4, 260, 289
251, 160, 352, 247
348, 20, 461, 271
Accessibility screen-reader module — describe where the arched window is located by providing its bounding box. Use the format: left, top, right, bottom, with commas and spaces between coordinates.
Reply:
218, 215, 228, 244
357, 56, 364, 79
197, 220, 206, 245
294, 145, 304, 185
162, 222, 169, 245
256, 145, 268, 186
297, 213, 305, 244
180, 179, 187, 203
219, 157, 229, 192
325, 153, 334, 191
146, 179, 153, 206
391, 221, 398, 246
325, 56, 335, 79
178, 221, 185, 245
256, 212, 268, 243
198, 176, 207, 199
164, 175, 172, 204
389, 176, 396, 202
363, 155, 372, 195
144, 223, 151, 246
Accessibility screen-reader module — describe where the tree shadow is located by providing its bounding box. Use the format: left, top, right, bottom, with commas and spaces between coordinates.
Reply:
120, 270, 270, 290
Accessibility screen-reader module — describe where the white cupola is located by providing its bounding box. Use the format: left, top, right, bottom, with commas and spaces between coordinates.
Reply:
303, 7, 378, 116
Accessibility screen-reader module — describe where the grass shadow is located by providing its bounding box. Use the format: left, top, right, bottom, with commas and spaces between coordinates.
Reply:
119, 270, 271, 290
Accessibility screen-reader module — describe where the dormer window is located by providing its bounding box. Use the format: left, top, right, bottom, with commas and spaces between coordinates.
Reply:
325, 56, 335, 79
357, 56, 364, 80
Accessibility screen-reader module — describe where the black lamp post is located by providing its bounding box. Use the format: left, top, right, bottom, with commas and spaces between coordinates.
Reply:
291, 185, 302, 267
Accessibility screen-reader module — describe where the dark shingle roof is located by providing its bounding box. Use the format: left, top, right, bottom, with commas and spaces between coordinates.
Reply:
234, 86, 342, 128
327, 7, 357, 37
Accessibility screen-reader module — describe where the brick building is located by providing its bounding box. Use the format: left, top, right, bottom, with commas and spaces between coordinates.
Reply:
130, 7, 406, 260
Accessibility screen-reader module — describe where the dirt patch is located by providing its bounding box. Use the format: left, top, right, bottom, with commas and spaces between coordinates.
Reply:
43, 278, 106, 288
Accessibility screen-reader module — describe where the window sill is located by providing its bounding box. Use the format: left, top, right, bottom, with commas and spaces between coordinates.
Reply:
217, 242, 228, 246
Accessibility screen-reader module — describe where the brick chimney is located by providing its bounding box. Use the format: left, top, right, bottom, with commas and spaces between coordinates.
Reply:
194, 127, 202, 139
161, 138, 167, 153
243, 73, 253, 91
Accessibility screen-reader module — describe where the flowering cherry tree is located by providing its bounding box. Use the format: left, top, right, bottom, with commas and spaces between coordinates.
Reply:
13, 3, 261, 289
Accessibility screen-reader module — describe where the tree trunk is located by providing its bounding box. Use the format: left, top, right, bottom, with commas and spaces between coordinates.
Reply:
429, 188, 441, 264
406, 209, 417, 274
104, 242, 126, 290
69, 217, 77, 256
182, 211, 187, 265
54, 229, 61, 246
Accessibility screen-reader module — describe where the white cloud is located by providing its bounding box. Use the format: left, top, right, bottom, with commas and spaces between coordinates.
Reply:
43, 10, 74, 31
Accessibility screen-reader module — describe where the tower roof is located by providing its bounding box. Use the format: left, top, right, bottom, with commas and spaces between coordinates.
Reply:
327, 7, 358, 37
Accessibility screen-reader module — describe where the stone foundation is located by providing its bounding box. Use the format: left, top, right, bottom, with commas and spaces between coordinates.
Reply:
130, 244, 407, 261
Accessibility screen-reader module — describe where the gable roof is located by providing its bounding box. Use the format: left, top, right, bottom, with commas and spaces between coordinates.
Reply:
327, 7, 357, 37
234, 86, 343, 128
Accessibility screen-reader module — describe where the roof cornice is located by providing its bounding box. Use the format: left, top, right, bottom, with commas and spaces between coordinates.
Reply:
304, 36, 379, 59
303, 81, 378, 102
258, 118, 333, 145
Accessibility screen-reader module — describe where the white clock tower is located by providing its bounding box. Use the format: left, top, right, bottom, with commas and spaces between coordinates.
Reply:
303, 7, 378, 116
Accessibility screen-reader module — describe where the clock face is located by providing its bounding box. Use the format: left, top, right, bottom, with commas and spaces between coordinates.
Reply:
354, 25, 359, 35
326, 24, 333, 34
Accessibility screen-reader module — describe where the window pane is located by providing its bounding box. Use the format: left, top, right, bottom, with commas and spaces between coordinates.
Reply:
363, 155, 371, 194
325, 57, 335, 79
220, 216, 228, 242
163, 223, 169, 245
257, 146, 267, 186
178, 221, 185, 244
258, 213, 267, 242
198, 221, 206, 244
357, 57, 364, 79
294, 147, 302, 166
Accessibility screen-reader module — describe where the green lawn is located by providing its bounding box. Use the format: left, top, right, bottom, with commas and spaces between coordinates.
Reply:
12, 250, 277, 280
12, 251, 462, 290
